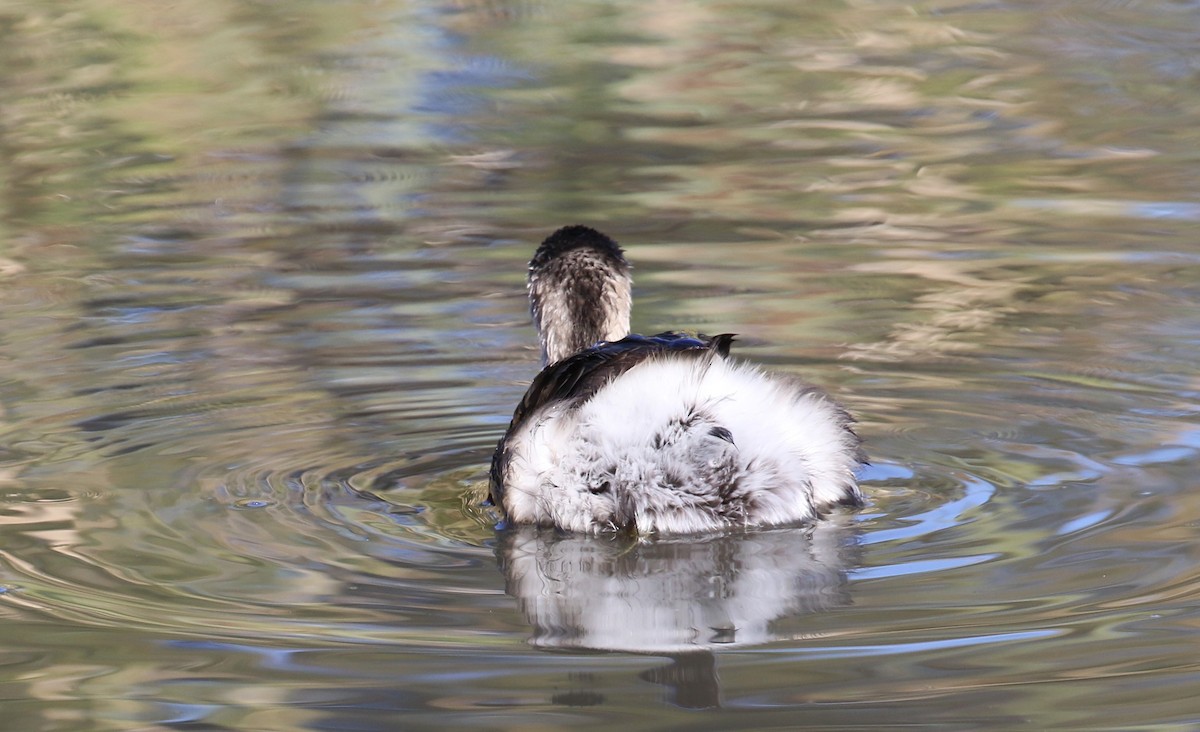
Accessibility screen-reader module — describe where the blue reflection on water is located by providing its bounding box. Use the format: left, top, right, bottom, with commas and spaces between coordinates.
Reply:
759, 628, 1061, 659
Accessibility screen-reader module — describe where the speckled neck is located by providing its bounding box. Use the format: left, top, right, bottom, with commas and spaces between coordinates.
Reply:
528, 226, 633, 364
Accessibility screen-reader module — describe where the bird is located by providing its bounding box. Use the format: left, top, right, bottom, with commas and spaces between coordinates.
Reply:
488, 225, 863, 535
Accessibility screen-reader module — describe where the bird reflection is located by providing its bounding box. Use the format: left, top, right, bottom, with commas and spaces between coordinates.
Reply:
496, 519, 861, 708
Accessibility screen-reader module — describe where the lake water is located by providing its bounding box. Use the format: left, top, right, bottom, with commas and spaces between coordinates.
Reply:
2, 0, 1200, 729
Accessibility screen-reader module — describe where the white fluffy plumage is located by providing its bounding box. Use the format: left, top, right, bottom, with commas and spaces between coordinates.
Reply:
497, 350, 862, 535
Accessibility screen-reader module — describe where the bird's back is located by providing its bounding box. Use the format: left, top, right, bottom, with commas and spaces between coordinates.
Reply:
490, 332, 862, 534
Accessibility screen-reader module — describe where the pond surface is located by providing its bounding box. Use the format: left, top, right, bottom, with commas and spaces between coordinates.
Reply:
2, 0, 1200, 729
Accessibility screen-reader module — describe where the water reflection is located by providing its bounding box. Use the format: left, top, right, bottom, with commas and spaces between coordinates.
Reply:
497, 520, 860, 707
2, 0, 1200, 728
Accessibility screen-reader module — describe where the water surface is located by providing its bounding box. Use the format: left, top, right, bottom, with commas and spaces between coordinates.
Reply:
2, 0, 1200, 729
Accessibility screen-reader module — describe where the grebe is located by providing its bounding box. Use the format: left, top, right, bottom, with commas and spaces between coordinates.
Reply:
489, 226, 863, 534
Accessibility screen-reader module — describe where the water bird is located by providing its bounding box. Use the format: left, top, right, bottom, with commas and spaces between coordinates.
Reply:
489, 225, 863, 534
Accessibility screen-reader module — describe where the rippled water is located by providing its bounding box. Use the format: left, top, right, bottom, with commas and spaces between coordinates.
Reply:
3, 0, 1200, 729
